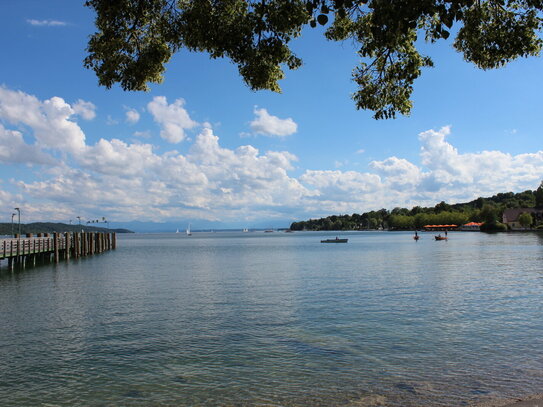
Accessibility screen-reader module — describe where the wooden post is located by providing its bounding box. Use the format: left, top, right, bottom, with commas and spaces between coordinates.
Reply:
112, 232, 117, 249
65, 232, 70, 260
53, 233, 59, 263
74, 233, 79, 259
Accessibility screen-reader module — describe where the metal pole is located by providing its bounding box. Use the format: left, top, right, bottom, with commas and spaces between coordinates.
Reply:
11, 213, 15, 237
14, 208, 20, 236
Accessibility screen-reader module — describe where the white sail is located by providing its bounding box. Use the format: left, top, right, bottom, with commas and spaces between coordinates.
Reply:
186, 224, 192, 236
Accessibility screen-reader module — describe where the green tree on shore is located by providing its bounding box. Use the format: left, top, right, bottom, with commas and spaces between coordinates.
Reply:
85, 0, 543, 119
536, 181, 543, 207
290, 186, 541, 231
518, 212, 533, 229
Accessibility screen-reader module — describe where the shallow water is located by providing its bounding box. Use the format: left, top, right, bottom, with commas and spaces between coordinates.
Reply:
1, 231, 542, 406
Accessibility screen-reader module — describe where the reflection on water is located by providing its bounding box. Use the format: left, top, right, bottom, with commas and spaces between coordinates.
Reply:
1, 231, 542, 406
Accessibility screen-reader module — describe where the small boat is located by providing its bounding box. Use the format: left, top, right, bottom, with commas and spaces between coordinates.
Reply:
321, 237, 348, 243
264, 230, 274, 233
413, 235, 420, 241
435, 235, 447, 241
242, 228, 249, 232
175, 229, 179, 234
186, 224, 192, 236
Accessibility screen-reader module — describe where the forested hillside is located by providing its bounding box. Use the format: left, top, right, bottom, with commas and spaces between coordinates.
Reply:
290, 184, 543, 231
0, 222, 132, 236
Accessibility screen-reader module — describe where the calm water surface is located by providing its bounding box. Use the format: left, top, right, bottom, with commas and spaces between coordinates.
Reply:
1, 231, 542, 406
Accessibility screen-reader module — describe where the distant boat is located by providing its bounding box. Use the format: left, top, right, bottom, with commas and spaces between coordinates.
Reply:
435, 235, 447, 241
285, 230, 294, 233
264, 230, 274, 233
175, 229, 179, 234
186, 224, 192, 236
242, 228, 249, 232
321, 237, 348, 243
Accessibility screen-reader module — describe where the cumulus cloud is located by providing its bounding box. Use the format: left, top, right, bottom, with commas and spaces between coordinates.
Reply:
3, 86, 542, 223
147, 96, 198, 143
27, 19, 67, 27
20, 127, 308, 221
125, 108, 140, 124
0, 124, 55, 165
73, 99, 96, 120
0, 87, 86, 153
249, 107, 297, 137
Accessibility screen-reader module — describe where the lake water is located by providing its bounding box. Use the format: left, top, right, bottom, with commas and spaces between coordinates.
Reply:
1, 231, 542, 406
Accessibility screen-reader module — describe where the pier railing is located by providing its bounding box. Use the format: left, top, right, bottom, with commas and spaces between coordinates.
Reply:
0, 232, 116, 270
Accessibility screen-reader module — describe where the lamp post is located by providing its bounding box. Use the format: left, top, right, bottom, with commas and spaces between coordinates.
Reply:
11, 213, 16, 237
14, 207, 20, 236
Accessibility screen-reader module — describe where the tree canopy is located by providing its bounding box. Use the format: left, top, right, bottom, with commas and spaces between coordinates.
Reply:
289, 185, 541, 231
85, 0, 543, 119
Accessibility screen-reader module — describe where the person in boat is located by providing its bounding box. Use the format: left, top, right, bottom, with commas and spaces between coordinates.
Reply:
336, 236, 339, 240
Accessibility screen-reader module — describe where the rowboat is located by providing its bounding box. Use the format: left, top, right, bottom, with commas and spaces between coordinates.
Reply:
321, 238, 348, 243
435, 235, 448, 241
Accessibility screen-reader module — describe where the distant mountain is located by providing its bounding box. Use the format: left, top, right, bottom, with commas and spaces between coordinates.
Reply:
109, 219, 292, 233
0, 222, 133, 236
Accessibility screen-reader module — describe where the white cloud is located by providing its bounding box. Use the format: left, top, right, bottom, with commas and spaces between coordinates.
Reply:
78, 139, 160, 177
0, 87, 86, 154
27, 19, 67, 27
147, 96, 198, 143
125, 108, 140, 124
106, 115, 118, 125
0, 124, 55, 165
249, 107, 297, 137
133, 130, 151, 139
73, 99, 96, 120
3, 86, 542, 223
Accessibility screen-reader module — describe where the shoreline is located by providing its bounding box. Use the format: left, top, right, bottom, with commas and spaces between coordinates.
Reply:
471, 394, 543, 407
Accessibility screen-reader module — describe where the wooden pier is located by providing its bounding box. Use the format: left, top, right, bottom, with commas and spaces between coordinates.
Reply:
0, 232, 116, 271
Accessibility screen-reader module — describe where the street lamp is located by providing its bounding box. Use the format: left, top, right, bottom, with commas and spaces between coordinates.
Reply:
11, 213, 16, 237
14, 207, 20, 236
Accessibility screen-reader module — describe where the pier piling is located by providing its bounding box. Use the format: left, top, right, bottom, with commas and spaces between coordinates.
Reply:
0, 232, 117, 271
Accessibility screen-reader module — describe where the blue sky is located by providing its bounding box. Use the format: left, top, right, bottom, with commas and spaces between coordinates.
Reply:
1, 1, 542, 230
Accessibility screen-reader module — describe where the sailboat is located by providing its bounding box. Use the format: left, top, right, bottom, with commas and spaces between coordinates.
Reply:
186, 224, 192, 236
175, 228, 179, 234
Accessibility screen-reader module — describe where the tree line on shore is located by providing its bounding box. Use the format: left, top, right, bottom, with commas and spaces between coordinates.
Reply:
0, 222, 133, 236
290, 183, 543, 232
